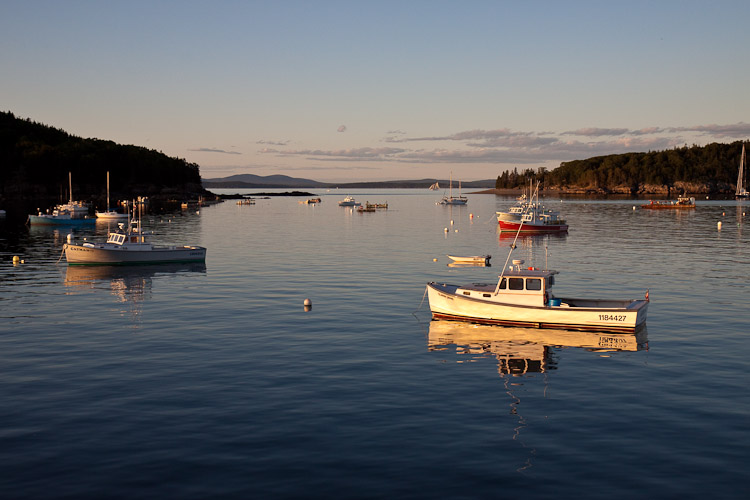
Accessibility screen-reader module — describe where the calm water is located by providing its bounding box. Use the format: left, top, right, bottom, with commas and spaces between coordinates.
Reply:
1, 190, 748, 499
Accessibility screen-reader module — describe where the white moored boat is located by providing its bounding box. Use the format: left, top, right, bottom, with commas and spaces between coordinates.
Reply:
447, 254, 491, 265
437, 171, 468, 205
426, 259, 649, 333
64, 199, 206, 266
338, 196, 361, 206
96, 171, 129, 220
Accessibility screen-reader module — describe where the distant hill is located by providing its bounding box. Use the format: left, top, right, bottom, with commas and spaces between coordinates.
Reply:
203, 175, 496, 189
202, 174, 327, 188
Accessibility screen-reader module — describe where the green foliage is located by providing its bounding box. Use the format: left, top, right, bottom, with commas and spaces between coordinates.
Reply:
0, 111, 206, 200
550, 144, 743, 192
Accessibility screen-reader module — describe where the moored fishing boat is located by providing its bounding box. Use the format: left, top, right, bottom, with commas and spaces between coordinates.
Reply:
496, 182, 567, 233
28, 208, 96, 226
63, 199, 206, 265
640, 196, 696, 209
426, 259, 649, 333
338, 196, 361, 206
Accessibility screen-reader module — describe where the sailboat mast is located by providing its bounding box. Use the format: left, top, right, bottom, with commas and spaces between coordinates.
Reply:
68, 171, 73, 203
738, 144, 746, 196
106, 171, 110, 211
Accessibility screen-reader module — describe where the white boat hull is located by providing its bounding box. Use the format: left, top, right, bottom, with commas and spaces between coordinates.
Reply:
427, 282, 648, 333
64, 243, 206, 265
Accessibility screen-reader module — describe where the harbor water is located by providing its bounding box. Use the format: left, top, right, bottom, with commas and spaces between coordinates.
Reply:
1, 190, 748, 498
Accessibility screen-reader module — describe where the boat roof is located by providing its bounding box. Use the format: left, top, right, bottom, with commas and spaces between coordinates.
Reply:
498, 268, 558, 279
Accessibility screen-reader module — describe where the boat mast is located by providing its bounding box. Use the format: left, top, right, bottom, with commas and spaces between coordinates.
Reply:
68, 171, 73, 204
737, 144, 746, 196
106, 171, 110, 211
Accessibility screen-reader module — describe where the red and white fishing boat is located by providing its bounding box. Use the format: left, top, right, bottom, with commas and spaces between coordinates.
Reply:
496, 182, 568, 233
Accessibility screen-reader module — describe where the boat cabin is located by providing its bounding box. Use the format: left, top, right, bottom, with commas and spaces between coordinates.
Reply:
456, 260, 559, 307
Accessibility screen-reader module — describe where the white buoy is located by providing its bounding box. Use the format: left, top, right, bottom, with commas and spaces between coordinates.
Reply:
454, 229, 459, 232
633, 206, 636, 210
450, 220, 454, 225
433, 258, 438, 262
444, 227, 448, 232
67, 233, 73, 243
304, 298, 312, 306
717, 221, 722, 230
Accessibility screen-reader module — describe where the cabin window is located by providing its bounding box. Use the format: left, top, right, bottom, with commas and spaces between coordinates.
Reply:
497, 278, 506, 289
548, 276, 555, 287
526, 278, 542, 291
483, 293, 491, 297
463, 291, 470, 296
508, 278, 524, 290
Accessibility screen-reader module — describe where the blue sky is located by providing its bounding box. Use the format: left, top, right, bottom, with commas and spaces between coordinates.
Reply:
3, 0, 750, 181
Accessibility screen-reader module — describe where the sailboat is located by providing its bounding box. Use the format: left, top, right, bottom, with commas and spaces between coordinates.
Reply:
96, 171, 129, 220
27, 172, 95, 225
429, 181, 440, 190
736, 144, 749, 199
437, 172, 468, 205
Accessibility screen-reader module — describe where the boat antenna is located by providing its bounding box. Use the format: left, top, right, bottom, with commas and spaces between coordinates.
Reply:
495, 183, 538, 294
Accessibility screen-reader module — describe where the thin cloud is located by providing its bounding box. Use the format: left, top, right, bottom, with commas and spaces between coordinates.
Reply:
667, 122, 750, 138
188, 147, 242, 155
257, 139, 290, 146
562, 127, 630, 137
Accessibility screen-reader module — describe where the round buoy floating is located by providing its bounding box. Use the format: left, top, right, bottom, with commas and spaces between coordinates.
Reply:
67, 233, 73, 243
13, 256, 20, 263
433, 258, 438, 262
722, 212, 725, 216
454, 229, 459, 233
450, 220, 454, 225
633, 206, 636, 210
717, 221, 722, 230
469, 213, 474, 219
304, 298, 312, 306
444, 227, 448, 232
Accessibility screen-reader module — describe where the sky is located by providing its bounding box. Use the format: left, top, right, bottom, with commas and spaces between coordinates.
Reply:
3, 0, 750, 182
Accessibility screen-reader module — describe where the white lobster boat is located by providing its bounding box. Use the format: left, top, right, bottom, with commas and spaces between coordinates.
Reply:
426, 259, 649, 333
64, 200, 206, 266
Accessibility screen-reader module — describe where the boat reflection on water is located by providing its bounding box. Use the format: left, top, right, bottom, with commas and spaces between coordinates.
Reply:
428, 320, 648, 472
498, 230, 568, 246
428, 320, 648, 376
64, 263, 206, 321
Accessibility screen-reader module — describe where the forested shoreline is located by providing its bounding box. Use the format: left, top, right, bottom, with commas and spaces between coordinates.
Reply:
0, 111, 210, 207
495, 142, 745, 194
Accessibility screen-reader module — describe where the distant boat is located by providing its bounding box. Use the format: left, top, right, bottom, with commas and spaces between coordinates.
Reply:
96, 171, 129, 220
63, 198, 206, 265
640, 195, 696, 210
447, 254, 491, 265
736, 143, 749, 199
338, 196, 361, 207
300, 197, 321, 204
429, 182, 440, 191
28, 209, 96, 226
437, 172, 468, 205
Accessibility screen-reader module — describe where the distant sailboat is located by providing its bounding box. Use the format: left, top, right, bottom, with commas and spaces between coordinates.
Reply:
437, 172, 468, 205
429, 182, 440, 191
96, 171, 129, 220
736, 143, 749, 199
